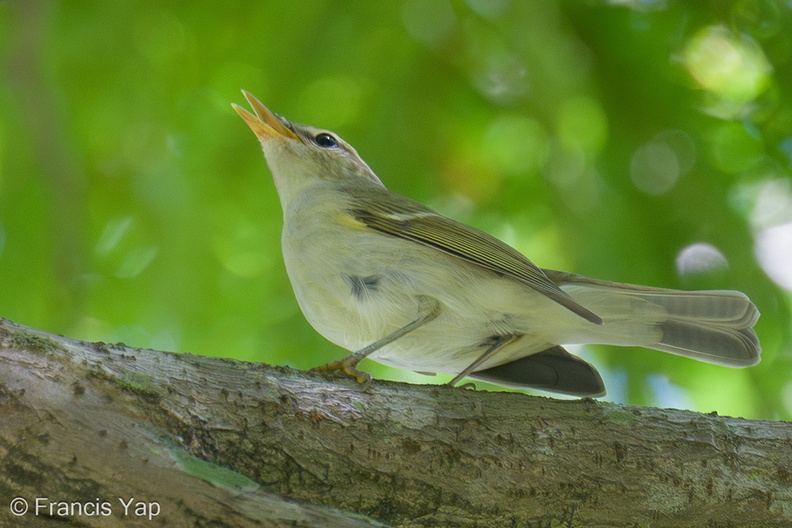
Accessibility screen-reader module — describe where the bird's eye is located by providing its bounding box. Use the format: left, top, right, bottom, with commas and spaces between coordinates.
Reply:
314, 133, 338, 148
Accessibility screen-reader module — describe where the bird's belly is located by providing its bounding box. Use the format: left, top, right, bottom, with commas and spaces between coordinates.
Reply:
291, 276, 530, 374
287, 266, 418, 352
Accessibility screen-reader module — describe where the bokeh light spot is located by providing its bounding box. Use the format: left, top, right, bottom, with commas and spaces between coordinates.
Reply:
629, 130, 696, 196
556, 96, 608, 155
749, 178, 792, 229
114, 246, 159, 279
630, 141, 679, 195
755, 222, 792, 292
95, 216, 133, 256
683, 25, 771, 105
746, 178, 792, 292
482, 114, 548, 177
675, 242, 729, 278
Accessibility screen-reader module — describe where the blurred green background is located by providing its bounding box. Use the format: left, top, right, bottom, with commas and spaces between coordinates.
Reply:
1, 1, 790, 420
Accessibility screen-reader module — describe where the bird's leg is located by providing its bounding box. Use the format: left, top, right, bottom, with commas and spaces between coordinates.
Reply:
312, 297, 440, 384
446, 334, 521, 387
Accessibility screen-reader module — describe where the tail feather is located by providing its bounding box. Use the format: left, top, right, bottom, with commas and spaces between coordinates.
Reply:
545, 270, 761, 367
655, 318, 760, 366
639, 289, 758, 327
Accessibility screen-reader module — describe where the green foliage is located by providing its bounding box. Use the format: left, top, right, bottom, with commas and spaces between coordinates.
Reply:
1, 1, 790, 419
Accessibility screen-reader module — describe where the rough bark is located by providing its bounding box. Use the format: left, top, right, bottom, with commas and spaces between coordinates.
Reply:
1, 317, 790, 527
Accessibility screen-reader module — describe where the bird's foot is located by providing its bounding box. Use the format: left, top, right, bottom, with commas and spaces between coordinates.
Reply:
311, 358, 372, 385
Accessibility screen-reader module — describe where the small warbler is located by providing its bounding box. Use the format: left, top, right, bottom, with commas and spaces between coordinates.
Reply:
232, 90, 760, 396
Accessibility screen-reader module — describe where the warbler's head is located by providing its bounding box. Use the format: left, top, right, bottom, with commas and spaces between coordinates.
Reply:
233, 90, 383, 203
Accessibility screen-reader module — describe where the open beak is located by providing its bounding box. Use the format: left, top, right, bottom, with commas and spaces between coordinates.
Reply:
232, 90, 299, 141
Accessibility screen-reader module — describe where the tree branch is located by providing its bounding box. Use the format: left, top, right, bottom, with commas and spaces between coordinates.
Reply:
1, 318, 789, 527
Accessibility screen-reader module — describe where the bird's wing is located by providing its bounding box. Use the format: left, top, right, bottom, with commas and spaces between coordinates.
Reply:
345, 188, 602, 325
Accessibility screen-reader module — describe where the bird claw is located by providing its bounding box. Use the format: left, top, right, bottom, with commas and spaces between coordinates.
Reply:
311, 360, 372, 386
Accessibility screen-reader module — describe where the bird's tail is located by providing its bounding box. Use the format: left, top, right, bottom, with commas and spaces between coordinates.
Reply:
546, 270, 761, 367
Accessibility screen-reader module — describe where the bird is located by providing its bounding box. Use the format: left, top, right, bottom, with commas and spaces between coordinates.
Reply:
232, 90, 760, 397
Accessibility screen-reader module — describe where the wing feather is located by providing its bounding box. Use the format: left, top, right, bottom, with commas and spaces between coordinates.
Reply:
345, 188, 602, 325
